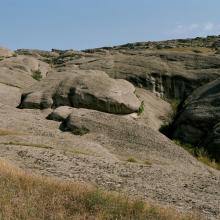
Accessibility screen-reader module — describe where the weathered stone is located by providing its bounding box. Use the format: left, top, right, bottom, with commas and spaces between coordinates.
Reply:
0, 83, 21, 107
20, 70, 141, 114
47, 106, 74, 121
171, 78, 220, 161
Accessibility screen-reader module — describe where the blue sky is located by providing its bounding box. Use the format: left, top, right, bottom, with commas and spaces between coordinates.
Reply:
0, 0, 220, 50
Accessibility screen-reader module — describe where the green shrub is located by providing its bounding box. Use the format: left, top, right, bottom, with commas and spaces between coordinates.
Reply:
32, 70, 42, 81
138, 101, 145, 115
192, 49, 202, 53
127, 157, 137, 163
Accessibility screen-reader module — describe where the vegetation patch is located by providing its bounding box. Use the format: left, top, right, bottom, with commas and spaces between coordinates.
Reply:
64, 148, 93, 156
32, 70, 42, 81
127, 157, 138, 163
174, 140, 220, 170
71, 126, 90, 136
160, 100, 220, 170
0, 129, 22, 136
144, 160, 152, 166
137, 100, 145, 115
0, 159, 201, 220
1, 142, 52, 149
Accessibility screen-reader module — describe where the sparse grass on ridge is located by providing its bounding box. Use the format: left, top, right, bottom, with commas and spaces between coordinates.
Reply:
1, 141, 52, 149
174, 140, 220, 171
127, 157, 137, 163
0, 159, 201, 220
32, 69, 42, 81
0, 129, 22, 136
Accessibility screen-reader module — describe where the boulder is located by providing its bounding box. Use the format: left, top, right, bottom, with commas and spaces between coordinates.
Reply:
0, 55, 50, 78
20, 70, 141, 114
47, 106, 74, 121
171, 78, 220, 161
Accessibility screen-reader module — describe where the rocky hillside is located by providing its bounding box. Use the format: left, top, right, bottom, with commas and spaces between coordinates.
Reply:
0, 36, 220, 220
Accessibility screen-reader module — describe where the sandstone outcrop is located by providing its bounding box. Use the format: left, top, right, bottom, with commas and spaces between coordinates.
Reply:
20, 70, 141, 114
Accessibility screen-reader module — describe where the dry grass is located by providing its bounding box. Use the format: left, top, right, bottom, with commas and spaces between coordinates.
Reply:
64, 148, 94, 156
0, 159, 201, 220
162, 46, 215, 54
197, 156, 220, 171
1, 141, 52, 149
0, 129, 22, 136
127, 157, 138, 163
174, 140, 220, 171
144, 160, 152, 166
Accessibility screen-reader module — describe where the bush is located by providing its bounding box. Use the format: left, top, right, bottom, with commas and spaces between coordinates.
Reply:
138, 101, 145, 115
32, 70, 42, 81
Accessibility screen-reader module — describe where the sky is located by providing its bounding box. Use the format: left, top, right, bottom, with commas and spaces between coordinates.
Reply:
0, 0, 220, 50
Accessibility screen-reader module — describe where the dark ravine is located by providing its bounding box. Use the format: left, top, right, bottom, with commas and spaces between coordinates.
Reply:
168, 78, 220, 162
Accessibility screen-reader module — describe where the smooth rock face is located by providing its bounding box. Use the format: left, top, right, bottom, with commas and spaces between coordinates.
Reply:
0, 83, 21, 107
0, 67, 36, 89
20, 70, 141, 114
172, 78, 220, 161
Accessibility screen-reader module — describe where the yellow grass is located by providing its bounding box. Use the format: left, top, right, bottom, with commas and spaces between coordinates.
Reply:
0, 129, 22, 136
160, 46, 215, 54
0, 159, 202, 220
1, 141, 52, 149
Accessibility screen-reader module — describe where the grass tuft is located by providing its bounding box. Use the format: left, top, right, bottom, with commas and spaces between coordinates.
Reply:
1, 142, 52, 149
0, 159, 201, 220
127, 157, 138, 163
32, 70, 42, 81
137, 101, 145, 115
0, 129, 22, 136
174, 140, 220, 170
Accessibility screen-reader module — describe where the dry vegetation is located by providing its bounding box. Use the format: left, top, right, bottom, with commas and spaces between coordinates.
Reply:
0, 159, 201, 220
0, 129, 22, 136
1, 141, 52, 149
174, 140, 220, 171
162, 46, 215, 54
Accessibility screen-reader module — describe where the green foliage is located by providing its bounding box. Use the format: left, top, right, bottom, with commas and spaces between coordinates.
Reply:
72, 126, 90, 136
32, 70, 42, 81
127, 157, 137, 163
192, 49, 202, 53
138, 101, 145, 115
174, 140, 220, 170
